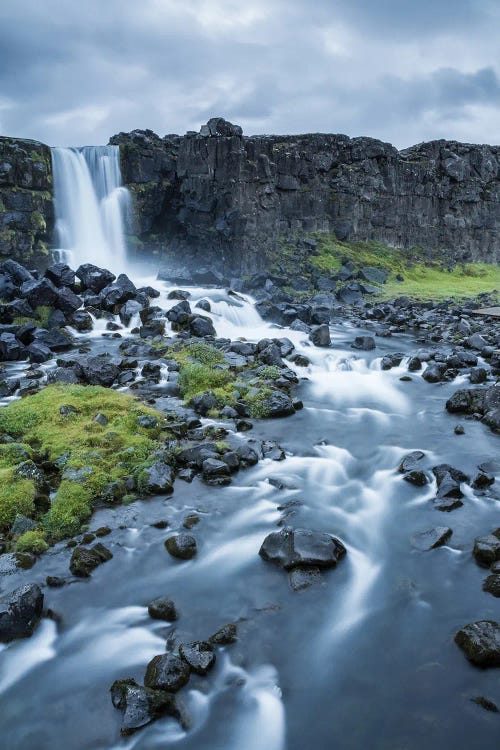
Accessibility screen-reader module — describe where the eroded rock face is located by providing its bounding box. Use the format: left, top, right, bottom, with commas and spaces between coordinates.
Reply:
110, 123, 500, 275
259, 527, 346, 571
0, 137, 53, 266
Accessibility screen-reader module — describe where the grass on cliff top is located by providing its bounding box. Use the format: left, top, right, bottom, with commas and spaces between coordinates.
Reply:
312, 235, 500, 300
0, 384, 164, 544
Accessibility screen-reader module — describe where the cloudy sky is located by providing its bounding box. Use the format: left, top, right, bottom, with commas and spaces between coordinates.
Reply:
1, 0, 499, 148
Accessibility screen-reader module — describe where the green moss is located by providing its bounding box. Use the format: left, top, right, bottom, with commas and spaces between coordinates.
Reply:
258, 365, 282, 380
178, 363, 232, 402
0, 384, 164, 541
16, 529, 48, 554
0, 469, 36, 528
31, 210, 47, 232
246, 388, 272, 418
311, 234, 500, 300
174, 342, 226, 367
13, 305, 52, 328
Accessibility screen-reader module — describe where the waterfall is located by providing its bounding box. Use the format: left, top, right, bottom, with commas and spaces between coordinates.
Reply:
51, 145, 131, 271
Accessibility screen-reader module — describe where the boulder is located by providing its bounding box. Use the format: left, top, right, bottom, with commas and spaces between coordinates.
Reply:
78, 357, 119, 387
76, 264, 115, 292
189, 316, 216, 338
455, 621, 500, 667
179, 641, 216, 675
165, 534, 197, 560
0, 583, 44, 643
69, 543, 113, 577
398, 451, 425, 473
261, 391, 295, 418
111, 678, 183, 735
147, 597, 178, 621
143, 462, 174, 494
352, 335, 375, 350
144, 653, 190, 691
410, 527, 452, 551
259, 526, 346, 570
483, 575, 500, 598
473, 534, 500, 566
309, 324, 331, 347
209, 623, 237, 645
45, 262, 75, 288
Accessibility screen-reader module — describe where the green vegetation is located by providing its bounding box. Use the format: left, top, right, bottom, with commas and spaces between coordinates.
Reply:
16, 529, 48, 554
0, 385, 165, 543
312, 234, 500, 300
170, 341, 276, 417
13, 304, 52, 328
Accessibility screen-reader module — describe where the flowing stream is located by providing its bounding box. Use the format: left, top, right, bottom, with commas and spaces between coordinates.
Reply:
0, 154, 499, 750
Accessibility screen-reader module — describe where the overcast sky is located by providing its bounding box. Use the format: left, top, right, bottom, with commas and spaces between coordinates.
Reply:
1, 0, 499, 149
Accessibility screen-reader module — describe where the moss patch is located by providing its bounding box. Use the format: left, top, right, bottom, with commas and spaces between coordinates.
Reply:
0, 385, 165, 541
312, 235, 500, 300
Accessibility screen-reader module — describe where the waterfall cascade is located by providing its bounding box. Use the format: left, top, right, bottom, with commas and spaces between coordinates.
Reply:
51, 145, 131, 271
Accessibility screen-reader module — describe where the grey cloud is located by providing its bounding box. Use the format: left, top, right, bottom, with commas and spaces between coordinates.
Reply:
0, 0, 499, 148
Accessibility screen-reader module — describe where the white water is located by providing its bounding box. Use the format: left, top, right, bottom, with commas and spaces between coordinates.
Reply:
51, 145, 131, 272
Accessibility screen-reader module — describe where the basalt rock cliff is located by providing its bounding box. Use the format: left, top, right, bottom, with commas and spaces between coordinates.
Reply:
1, 119, 499, 273
0, 137, 53, 267
110, 118, 500, 276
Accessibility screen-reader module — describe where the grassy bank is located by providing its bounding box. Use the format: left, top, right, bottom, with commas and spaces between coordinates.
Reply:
0, 385, 165, 547
311, 235, 499, 301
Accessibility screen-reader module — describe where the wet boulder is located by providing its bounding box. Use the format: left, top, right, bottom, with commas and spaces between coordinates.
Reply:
167, 300, 191, 326
410, 527, 452, 551
398, 451, 425, 473
352, 335, 375, 350
309, 324, 331, 347
261, 391, 295, 418
45, 262, 75, 288
0, 583, 44, 643
483, 575, 500, 598
111, 678, 184, 735
422, 363, 446, 383
69, 543, 113, 577
20, 277, 59, 308
259, 526, 346, 571
77, 356, 119, 387
100, 274, 137, 309
473, 533, 500, 567
455, 621, 500, 667
179, 641, 216, 675
55, 287, 82, 315
69, 310, 93, 331
143, 461, 174, 494
209, 623, 237, 645
76, 264, 115, 293
2, 259, 34, 285
189, 315, 216, 338
32, 327, 74, 352
144, 653, 190, 691
403, 469, 428, 486
148, 597, 178, 621
472, 471, 495, 490
165, 534, 197, 560
119, 299, 143, 326
0, 332, 27, 361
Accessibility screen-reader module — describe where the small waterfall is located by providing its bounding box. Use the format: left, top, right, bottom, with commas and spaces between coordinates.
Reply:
51, 145, 131, 271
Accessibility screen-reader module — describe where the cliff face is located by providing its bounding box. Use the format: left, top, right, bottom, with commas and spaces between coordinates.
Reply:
111, 119, 500, 274
0, 137, 53, 267
1, 122, 499, 273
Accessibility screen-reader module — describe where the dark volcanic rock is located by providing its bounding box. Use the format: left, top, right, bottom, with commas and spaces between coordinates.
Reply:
410, 527, 452, 551
76, 264, 115, 292
455, 621, 500, 667
0, 583, 43, 643
179, 641, 216, 675
165, 534, 197, 560
144, 653, 190, 691
259, 526, 346, 571
398, 451, 425, 473
483, 574, 500, 598
473, 534, 500, 566
143, 461, 174, 494
147, 597, 178, 621
352, 335, 375, 350
69, 543, 113, 577
309, 324, 331, 347
111, 678, 182, 735
209, 623, 237, 645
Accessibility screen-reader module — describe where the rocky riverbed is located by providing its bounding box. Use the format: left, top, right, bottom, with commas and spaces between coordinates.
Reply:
0, 257, 499, 750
